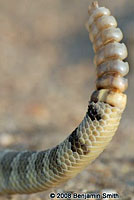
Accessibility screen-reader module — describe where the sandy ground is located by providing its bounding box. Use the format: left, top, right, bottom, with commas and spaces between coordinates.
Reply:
0, 0, 133, 199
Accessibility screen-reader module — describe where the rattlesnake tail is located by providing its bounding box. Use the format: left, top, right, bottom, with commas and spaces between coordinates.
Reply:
88, 1, 128, 109
0, 1, 129, 194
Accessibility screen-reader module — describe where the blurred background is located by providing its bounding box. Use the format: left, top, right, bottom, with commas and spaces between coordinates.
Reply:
0, 0, 133, 199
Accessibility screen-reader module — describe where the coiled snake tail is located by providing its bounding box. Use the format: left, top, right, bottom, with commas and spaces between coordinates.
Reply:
0, 1, 129, 194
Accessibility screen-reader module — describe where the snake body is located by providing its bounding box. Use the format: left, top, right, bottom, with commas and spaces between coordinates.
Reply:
0, 2, 129, 195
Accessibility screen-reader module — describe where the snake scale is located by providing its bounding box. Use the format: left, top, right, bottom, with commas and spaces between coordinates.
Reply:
0, 1, 129, 195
